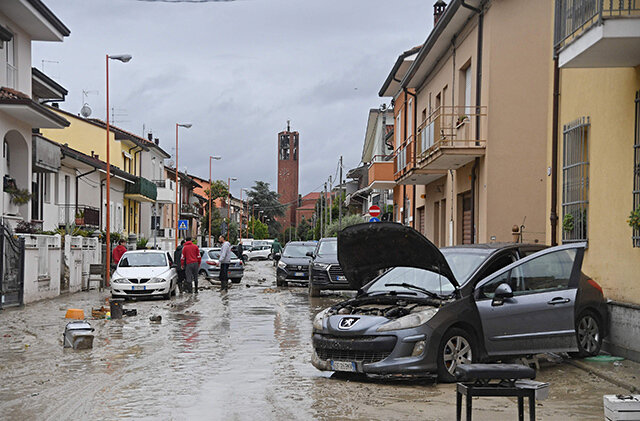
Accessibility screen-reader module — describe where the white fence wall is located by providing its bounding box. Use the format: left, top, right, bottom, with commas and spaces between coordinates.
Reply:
64, 235, 101, 292
18, 234, 62, 304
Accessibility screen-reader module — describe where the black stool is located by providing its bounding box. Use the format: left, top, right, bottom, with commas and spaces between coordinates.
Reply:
454, 363, 537, 421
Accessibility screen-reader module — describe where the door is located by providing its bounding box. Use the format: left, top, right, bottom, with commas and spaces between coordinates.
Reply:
475, 244, 584, 356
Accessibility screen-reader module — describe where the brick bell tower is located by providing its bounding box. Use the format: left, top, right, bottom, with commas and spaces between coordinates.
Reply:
277, 121, 299, 231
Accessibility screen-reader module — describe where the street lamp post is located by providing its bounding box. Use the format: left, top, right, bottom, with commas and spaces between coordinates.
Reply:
241, 188, 250, 242
174, 123, 192, 248
252, 203, 259, 238
105, 53, 131, 287
227, 177, 237, 241
208, 155, 222, 247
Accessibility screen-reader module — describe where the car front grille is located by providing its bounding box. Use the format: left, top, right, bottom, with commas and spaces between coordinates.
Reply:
123, 289, 158, 294
128, 278, 150, 284
328, 265, 346, 282
286, 265, 308, 271
315, 348, 391, 364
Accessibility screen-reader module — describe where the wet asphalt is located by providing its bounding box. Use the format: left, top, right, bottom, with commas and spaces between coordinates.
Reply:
0, 260, 626, 420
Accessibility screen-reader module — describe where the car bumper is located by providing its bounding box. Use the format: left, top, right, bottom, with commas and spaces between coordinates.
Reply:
111, 281, 171, 297
309, 266, 351, 290
310, 329, 438, 376
203, 267, 244, 279
277, 266, 310, 281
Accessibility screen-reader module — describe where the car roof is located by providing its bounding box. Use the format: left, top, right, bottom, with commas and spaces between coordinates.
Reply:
318, 237, 337, 242
285, 241, 317, 246
123, 249, 166, 254
441, 242, 545, 252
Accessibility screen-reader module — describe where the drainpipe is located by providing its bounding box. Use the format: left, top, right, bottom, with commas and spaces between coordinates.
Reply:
550, 57, 560, 246
461, 0, 483, 244
405, 88, 418, 230
100, 179, 105, 231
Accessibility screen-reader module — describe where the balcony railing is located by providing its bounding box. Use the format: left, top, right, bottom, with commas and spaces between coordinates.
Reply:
181, 203, 200, 217
6, 63, 16, 89
152, 179, 175, 203
124, 176, 157, 202
555, 0, 640, 50
58, 205, 100, 227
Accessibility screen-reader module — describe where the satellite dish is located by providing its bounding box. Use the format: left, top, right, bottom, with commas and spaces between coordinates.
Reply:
80, 103, 92, 118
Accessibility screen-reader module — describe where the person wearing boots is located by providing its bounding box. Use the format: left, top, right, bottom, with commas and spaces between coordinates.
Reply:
174, 240, 186, 293
181, 237, 201, 293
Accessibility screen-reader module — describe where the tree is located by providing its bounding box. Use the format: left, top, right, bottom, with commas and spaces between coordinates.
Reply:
247, 181, 285, 236
205, 180, 229, 201
247, 217, 268, 239
325, 214, 364, 237
296, 217, 314, 241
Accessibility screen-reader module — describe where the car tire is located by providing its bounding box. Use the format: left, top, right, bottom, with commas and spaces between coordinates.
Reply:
437, 327, 476, 383
309, 282, 321, 297
570, 311, 603, 358
199, 270, 207, 279
276, 277, 283, 287
231, 278, 241, 284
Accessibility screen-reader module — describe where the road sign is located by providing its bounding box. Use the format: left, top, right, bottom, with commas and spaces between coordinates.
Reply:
178, 219, 189, 231
369, 217, 380, 223
369, 205, 381, 217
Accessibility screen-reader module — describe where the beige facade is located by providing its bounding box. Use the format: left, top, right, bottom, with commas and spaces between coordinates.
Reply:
385, 0, 553, 246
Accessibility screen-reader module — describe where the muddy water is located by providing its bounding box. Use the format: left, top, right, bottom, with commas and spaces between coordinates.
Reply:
0, 261, 622, 420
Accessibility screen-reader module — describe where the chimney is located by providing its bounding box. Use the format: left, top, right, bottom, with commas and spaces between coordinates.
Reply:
154, 138, 159, 145
147, 132, 153, 141
434, 0, 447, 25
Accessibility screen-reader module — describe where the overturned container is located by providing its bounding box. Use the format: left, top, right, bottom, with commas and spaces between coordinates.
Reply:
63, 321, 95, 349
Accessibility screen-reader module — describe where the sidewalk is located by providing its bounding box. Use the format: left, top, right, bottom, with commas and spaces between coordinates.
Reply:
568, 357, 640, 393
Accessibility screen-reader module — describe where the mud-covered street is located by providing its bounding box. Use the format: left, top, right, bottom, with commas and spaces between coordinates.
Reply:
0, 261, 624, 420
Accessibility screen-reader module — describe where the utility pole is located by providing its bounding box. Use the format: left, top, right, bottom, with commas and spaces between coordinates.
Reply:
329, 175, 333, 226
320, 185, 324, 238
323, 182, 327, 237
339, 156, 343, 230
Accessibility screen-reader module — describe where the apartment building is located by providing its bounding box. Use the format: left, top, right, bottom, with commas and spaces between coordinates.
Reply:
380, 0, 553, 246
552, 0, 640, 359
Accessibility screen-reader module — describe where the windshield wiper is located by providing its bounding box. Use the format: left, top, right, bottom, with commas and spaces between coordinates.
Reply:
384, 283, 442, 299
359, 290, 417, 297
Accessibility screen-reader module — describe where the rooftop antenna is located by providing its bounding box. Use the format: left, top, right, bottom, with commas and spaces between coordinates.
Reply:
80, 90, 98, 118
41, 59, 59, 75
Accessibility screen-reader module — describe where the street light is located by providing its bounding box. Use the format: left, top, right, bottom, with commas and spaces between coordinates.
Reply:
252, 203, 259, 238
208, 155, 222, 247
175, 122, 192, 248
227, 177, 237, 240
105, 53, 131, 287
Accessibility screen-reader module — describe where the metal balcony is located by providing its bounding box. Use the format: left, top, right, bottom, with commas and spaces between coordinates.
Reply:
58, 205, 100, 227
555, 0, 640, 67
124, 176, 157, 203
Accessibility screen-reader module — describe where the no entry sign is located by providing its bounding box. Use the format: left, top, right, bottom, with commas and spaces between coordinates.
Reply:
369, 205, 381, 217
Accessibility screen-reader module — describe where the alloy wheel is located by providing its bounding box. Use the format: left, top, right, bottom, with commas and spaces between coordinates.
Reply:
578, 315, 600, 354
443, 335, 472, 375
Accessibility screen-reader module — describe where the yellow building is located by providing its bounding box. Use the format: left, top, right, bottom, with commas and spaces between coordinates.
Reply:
41, 107, 156, 236
552, 0, 640, 359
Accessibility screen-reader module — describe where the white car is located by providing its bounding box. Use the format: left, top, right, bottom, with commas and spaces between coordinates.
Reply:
111, 250, 178, 299
243, 245, 272, 261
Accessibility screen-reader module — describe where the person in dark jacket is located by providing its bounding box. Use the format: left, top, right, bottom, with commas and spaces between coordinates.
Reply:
181, 237, 201, 293
174, 240, 186, 293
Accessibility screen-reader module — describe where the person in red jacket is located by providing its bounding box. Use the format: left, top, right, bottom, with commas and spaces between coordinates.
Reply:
112, 239, 127, 273
181, 237, 201, 293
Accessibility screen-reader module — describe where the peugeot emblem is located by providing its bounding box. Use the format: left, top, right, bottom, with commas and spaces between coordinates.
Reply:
298, 266, 302, 270
338, 317, 359, 330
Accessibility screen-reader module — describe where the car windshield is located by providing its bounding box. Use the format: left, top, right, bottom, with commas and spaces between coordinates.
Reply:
317, 240, 337, 256
119, 253, 167, 268
440, 249, 490, 283
283, 244, 316, 258
367, 266, 457, 296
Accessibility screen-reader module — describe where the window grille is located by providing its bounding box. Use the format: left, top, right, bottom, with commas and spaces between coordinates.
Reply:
633, 91, 640, 247
562, 117, 590, 243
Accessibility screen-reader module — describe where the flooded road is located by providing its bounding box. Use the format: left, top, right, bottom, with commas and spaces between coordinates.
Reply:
0, 261, 623, 420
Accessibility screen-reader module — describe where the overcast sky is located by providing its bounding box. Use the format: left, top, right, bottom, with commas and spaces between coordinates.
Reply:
33, 0, 432, 198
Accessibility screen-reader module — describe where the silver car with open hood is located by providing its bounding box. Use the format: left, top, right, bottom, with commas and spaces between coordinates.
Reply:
311, 222, 607, 382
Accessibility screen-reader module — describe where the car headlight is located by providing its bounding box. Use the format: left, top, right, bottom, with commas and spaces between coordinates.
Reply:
376, 308, 439, 332
312, 308, 330, 330
277, 260, 287, 269
112, 278, 128, 284
312, 262, 329, 271
149, 277, 166, 284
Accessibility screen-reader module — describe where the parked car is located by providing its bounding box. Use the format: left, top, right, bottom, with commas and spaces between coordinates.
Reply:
276, 241, 317, 286
311, 222, 607, 382
308, 237, 350, 297
111, 250, 178, 299
243, 244, 272, 261
199, 247, 244, 283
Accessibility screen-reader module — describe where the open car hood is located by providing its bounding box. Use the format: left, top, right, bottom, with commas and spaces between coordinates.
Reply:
337, 222, 459, 290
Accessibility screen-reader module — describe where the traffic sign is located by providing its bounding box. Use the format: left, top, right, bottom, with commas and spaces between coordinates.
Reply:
369, 205, 381, 217
178, 219, 189, 231
369, 217, 380, 223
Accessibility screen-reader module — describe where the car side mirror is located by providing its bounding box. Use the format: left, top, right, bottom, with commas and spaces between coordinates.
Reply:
306, 251, 314, 257
492, 283, 514, 307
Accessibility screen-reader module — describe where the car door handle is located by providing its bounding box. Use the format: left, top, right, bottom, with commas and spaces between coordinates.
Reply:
547, 297, 571, 305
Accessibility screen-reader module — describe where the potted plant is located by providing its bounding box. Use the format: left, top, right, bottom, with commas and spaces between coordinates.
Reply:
629, 206, 640, 231
456, 114, 468, 128
75, 209, 85, 226
6, 186, 31, 205
563, 213, 574, 233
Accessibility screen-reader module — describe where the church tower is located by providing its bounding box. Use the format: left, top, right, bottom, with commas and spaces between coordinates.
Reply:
277, 121, 299, 231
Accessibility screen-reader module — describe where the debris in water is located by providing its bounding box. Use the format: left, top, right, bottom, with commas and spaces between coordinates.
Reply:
65, 309, 85, 320
63, 321, 94, 349
149, 315, 162, 322
123, 309, 137, 317
262, 288, 277, 293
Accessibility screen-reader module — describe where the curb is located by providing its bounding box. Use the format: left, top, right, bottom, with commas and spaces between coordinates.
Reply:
567, 360, 639, 393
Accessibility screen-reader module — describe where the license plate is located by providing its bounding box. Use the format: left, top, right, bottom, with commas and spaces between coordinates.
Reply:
330, 361, 356, 372
336, 275, 347, 281
294, 272, 305, 277
132, 285, 146, 291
